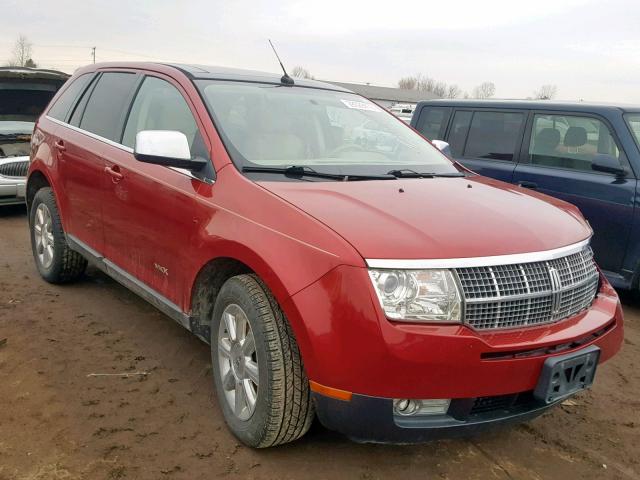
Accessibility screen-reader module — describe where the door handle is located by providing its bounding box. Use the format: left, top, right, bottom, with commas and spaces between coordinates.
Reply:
54, 140, 66, 152
517, 181, 538, 189
104, 165, 124, 182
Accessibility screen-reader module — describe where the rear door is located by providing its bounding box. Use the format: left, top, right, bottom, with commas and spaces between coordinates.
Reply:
46, 72, 102, 250
447, 109, 527, 182
512, 112, 636, 274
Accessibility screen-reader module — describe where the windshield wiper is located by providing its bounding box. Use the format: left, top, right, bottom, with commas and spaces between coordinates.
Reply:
243, 165, 396, 181
386, 169, 466, 178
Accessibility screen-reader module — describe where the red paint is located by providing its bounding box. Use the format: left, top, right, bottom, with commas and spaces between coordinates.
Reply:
29, 63, 622, 403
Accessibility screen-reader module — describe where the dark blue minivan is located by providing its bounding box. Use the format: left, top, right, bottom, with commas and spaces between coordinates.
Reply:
411, 100, 640, 290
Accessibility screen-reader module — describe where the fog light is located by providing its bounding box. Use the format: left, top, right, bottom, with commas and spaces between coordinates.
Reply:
393, 398, 451, 416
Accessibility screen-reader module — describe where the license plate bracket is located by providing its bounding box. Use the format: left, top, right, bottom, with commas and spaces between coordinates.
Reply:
534, 345, 600, 404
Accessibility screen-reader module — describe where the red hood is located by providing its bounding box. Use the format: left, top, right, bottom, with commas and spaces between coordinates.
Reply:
258, 175, 592, 260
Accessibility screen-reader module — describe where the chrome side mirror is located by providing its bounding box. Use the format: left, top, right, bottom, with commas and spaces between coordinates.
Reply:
431, 140, 452, 157
134, 130, 206, 170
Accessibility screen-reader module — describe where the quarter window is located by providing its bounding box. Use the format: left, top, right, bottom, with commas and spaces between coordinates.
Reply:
464, 111, 524, 161
415, 107, 450, 140
79, 72, 138, 141
529, 114, 621, 173
122, 77, 198, 150
47, 74, 92, 122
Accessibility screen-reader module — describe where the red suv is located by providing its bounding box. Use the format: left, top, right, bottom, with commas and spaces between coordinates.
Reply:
26, 63, 623, 447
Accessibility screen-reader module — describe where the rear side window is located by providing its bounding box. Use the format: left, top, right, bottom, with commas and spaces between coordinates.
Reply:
464, 111, 524, 161
47, 74, 92, 122
415, 107, 450, 140
122, 76, 198, 149
79, 72, 138, 141
447, 110, 472, 157
529, 114, 621, 173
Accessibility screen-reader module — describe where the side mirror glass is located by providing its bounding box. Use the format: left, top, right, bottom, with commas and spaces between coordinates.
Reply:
591, 154, 626, 176
431, 139, 452, 157
134, 130, 206, 170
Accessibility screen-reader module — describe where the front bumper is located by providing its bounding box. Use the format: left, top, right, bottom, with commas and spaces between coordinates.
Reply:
284, 265, 623, 442
0, 176, 26, 205
314, 390, 557, 443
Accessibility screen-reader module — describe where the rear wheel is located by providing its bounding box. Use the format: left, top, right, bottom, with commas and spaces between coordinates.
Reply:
211, 274, 314, 447
29, 187, 87, 283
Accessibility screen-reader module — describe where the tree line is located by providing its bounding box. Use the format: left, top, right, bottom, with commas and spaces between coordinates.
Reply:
291, 66, 557, 100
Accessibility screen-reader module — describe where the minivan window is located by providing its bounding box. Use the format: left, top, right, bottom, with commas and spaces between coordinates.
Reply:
529, 114, 621, 173
123, 76, 198, 149
47, 74, 92, 122
79, 72, 138, 142
415, 107, 450, 140
196, 81, 459, 178
464, 111, 524, 161
448, 110, 472, 157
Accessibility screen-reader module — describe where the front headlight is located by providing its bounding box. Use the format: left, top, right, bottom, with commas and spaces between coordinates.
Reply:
368, 269, 462, 323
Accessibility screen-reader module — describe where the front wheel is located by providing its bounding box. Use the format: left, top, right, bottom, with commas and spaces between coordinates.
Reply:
211, 274, 314, 447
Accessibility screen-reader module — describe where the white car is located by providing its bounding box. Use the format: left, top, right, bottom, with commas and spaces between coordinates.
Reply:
0, 67, 68, 206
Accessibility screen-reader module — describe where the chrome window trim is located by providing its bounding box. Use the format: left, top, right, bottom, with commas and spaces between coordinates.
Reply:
45, 115, 213, 184
47, 115, 134, 153
365, 239, 591, 270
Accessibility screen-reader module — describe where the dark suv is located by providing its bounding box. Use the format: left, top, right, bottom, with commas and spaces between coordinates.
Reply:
412, 100, 640, 291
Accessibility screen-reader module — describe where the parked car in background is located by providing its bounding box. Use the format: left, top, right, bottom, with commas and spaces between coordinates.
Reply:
412, 100, 640, 291
27, 63, 622, 446
389, 103, 414, 123
0, 67, 69, 206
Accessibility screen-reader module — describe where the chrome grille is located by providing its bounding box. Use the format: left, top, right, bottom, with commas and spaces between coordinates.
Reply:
0, 160, 29, 178
456, 247, 598, 330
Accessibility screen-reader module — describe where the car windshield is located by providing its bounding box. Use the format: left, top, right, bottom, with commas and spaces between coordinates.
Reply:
196, 81, 459, 179
0, 121, 33, 158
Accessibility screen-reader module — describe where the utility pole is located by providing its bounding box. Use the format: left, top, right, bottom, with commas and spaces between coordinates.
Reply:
91, 47, 96, 64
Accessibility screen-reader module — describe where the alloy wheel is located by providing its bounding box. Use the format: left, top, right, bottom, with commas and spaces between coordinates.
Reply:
218, 303, 259, 420
34, 203, 54, 269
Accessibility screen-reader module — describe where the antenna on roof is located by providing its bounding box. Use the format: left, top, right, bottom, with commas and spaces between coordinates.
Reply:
268, 39, 295, 86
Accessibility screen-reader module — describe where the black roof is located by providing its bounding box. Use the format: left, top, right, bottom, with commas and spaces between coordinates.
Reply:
417, 98, 640, 113
168, 63, 353, 93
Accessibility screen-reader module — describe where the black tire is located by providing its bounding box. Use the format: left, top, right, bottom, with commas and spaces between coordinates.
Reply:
210, 274, 314, 447
29, 187, 87, 283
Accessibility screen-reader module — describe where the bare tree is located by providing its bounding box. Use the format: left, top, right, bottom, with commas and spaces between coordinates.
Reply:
397, 74, 461, 98
471, 81, 496, 99
398, 76, 418, 90
7, 34, 35, 67
446, 84, 462, 99
533, 84, 557, 100
291, 66, 313, 79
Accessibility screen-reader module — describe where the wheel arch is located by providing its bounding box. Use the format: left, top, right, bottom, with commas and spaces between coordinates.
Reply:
26, 168, 52, 214
187, 242, 314, 361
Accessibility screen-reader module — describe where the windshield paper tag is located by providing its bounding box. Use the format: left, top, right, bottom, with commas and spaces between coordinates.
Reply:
341, 99, 382, 112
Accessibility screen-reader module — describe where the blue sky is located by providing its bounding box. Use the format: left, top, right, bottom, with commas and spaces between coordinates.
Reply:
1, 0, 638, 102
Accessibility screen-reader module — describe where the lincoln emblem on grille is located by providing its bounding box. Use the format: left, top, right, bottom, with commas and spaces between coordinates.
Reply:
547, 265, 562, 317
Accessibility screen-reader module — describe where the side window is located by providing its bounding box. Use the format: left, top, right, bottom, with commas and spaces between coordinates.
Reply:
415, 107, 450, 140
447, 110, 472, 157
529, 114, 621, 173
122, 76, 198, 149
80, 72, 138, 141
464, 111, 524, 161
47, 74, 92, 122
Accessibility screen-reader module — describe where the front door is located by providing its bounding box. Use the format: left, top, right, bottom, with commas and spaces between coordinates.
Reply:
101, 74, 210, 308
513, 112, 636, 274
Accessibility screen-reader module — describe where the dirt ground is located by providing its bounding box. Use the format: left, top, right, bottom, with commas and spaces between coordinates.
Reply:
1, 205, 639, 480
